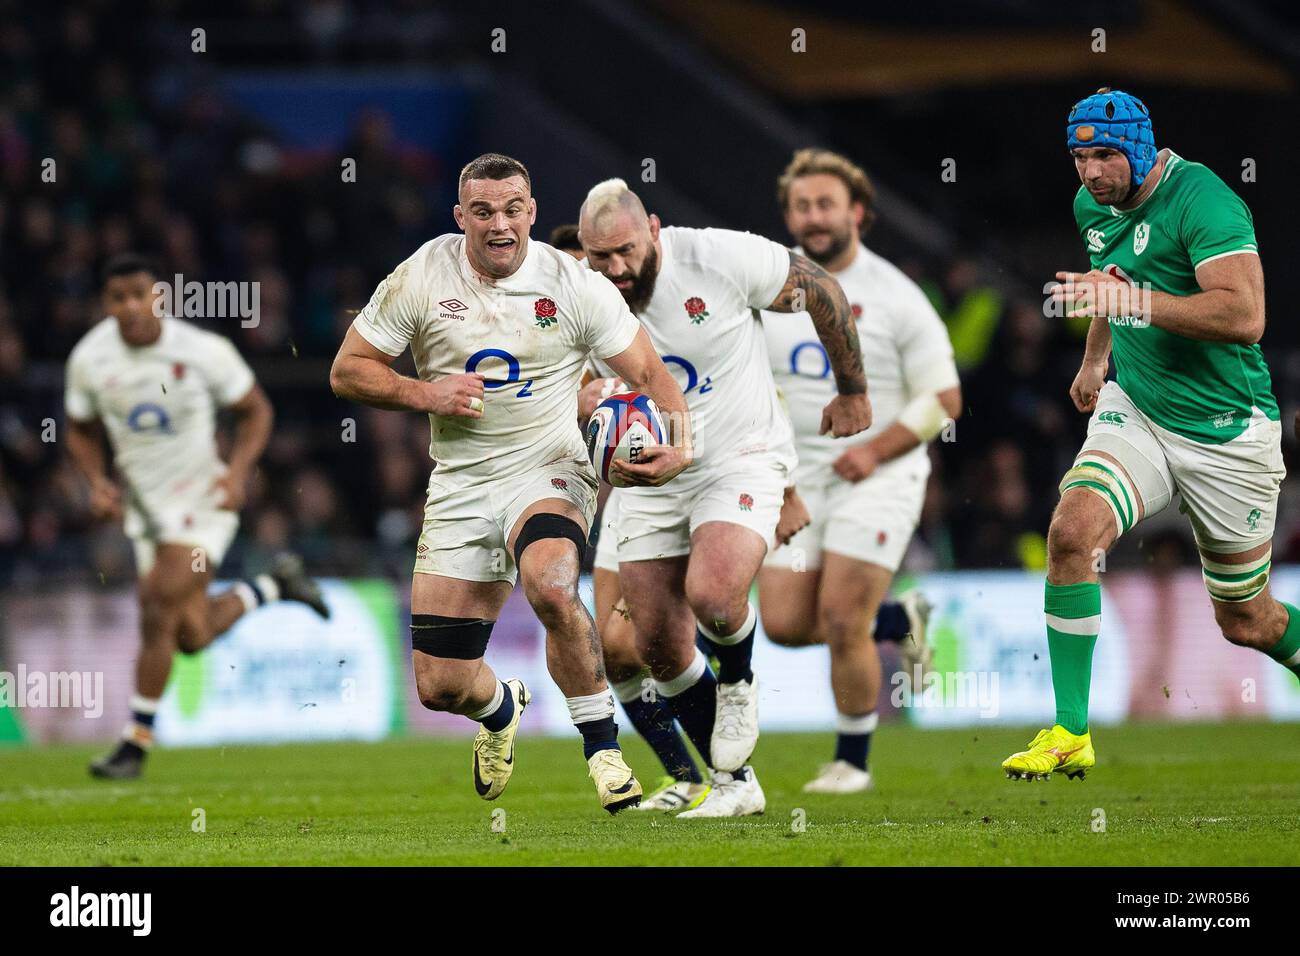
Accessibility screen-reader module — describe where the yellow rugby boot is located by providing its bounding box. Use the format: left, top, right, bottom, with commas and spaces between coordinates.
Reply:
587, 748, 642, 814
1002, 724, 1095, 781
471, 679, 530, 800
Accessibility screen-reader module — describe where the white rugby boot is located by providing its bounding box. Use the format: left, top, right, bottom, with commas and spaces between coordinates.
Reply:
711, 675, 759, 771
630, 775, 711, 813
801, 760, 874, 794
897, 590, 934, 689
676, 766, 765, 819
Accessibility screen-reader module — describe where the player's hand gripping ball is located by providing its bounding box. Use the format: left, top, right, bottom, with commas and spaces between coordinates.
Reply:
585, 392, 667, 488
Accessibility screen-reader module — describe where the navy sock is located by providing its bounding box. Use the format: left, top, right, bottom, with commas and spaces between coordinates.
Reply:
701, 620, 756, 686
834, 732, 872, 771
131, 708, 156, 729
663, 667, 718, 767
619, 696, 702, 783
478, 682, 515, 732
874, 601, 910, 644
577, 716, 620, 759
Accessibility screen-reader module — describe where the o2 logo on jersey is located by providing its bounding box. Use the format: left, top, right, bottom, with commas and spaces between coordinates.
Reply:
660, 355, 713, 395
789, 342, 830, 379
465, 348, 533, 398
126, 402, 174, 434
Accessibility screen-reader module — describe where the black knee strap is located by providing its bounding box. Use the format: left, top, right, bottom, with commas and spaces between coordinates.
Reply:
513, 513, 587, 568
411, 614, 493, 659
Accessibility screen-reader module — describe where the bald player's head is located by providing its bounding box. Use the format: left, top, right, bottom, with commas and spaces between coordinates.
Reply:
578, 178, 661, 313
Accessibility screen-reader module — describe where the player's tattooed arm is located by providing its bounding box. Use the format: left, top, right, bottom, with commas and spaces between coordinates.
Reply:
767, 251, 867, 395
767, 251, 872, 437
330, 326, 484, 418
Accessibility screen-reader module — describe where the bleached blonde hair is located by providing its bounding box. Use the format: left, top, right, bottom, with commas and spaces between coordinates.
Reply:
578, 178, 648, 236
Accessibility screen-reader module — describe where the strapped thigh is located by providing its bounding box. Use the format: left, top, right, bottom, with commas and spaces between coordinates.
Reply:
1059, 431, 1172, 538
1200, 547, 1271, 604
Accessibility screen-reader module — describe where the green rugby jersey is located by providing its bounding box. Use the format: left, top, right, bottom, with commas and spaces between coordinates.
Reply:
1072, 150, 1277, 444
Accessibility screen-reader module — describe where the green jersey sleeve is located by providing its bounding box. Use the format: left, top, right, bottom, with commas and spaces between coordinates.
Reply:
1176, 167, 1258, 268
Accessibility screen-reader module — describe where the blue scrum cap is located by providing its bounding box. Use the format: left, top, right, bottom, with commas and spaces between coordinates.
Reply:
1067, 88, 1156, 192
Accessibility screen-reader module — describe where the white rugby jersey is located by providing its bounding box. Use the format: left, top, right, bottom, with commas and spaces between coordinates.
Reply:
763, 243, 957, 476
354, 234, 640, 482
600, 226, 795, 473
64, 316, 256, 525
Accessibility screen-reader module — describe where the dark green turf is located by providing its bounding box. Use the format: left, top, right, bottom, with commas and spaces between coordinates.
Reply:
0, 722, 1296, 865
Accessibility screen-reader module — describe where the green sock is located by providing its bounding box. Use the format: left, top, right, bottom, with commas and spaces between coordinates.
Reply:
1267, 603, 1300, 678
1045, 581, 1101, 736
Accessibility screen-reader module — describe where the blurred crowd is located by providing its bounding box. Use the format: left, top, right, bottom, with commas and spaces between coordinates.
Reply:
2, 2, 1295, 586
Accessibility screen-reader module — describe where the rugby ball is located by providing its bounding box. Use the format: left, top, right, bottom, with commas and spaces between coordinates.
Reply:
585, 392, 666, 488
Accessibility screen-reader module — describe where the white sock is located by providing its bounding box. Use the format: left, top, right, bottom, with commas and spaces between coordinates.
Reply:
466, 681, 505, 722
128, 694, 160, 716
124, 694, 159, 749
232, 581, 259, 614
655, 648, 707, 698
566, 689, 615, 725
836, 711, 879, 735
254, 573, 280, 603
698, 602, 757, 646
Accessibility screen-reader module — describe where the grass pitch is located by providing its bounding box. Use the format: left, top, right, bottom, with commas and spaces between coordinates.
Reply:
0, 722, 1295, 866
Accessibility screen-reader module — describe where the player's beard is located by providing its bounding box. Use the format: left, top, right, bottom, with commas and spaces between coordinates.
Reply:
614, 244, 659, 314
797, 224, 854, 267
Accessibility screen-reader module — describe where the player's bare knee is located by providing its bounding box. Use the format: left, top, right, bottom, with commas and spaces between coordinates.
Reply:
524, 576, 581, 631
418, 686, 472, 713
684, 588, 743, 636
415, 671, 474, 713
138, 588, 182, 636
818, 602, 869, 650
1047, 498, 1114, 577
175, 625, 211, 655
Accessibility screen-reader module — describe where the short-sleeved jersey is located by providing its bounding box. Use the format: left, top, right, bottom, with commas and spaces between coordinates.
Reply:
354, 234, 640, 482
64, 316, 255, 507
763, 243, 957, 474
591, 226, 793, 472
1073, 150, 1276, 443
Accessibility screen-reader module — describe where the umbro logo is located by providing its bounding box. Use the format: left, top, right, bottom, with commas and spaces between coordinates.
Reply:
438, 298, 468, 321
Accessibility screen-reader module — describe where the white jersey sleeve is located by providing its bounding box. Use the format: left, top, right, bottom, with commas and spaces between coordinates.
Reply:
575, 268, 641, 361
64, 347, 98, 422
698, 228, 791, 310
199, 333, 257, 407
895, 283, 959, 396
354, 254, 425, 357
